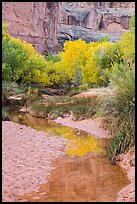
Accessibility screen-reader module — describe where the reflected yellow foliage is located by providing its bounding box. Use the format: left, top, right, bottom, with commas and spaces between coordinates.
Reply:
11, 113, 105, 157
66, 136, 103, 156
45, 125, 103, 156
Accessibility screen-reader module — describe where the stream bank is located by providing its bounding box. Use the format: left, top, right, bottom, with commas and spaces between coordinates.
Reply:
116, 147, 135, 202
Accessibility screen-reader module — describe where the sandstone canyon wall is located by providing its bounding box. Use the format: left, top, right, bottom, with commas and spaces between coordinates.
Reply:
2, 2, 135, 54
58, 2, 135, 44
2, 2, 59, 54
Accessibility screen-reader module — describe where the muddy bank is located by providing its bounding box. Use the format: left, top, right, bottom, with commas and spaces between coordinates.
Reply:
2, 121, 67, 202
116, 147, 135, 202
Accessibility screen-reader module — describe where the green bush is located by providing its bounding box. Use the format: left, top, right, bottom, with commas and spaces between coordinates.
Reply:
99, 62, 135, 162
2, 80, 18, 89
45, 53, 61, 63
2, 34, 29, 82
28, 102, 69, 119
68, 87, 80, 96
2, 108, 10, 121
108, 131, 126, 164
2, 81, 19, 107
78, 83, 89, 91
71, 105, 96, 121
71, 96, 98, 120
93, 43, 123, 87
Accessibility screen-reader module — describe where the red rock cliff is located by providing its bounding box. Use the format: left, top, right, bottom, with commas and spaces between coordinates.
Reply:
2, 2, 59, 54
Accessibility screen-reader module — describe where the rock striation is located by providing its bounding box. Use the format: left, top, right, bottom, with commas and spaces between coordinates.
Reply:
58, 25, 121, 44
58, 2, 135, 44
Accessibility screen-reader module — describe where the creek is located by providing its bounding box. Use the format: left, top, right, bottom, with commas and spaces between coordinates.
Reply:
10, 112, 129, 202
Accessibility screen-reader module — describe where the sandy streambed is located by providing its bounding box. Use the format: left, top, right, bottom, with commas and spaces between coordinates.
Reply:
2, 121, 67, 202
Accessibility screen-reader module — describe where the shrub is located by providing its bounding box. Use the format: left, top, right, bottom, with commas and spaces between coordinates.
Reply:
99, 16, 135, 162
24, 86, 39, 111
108, 131, 126, 164
71, 105, 96, 121
71, 96, 98, 120
99, 62, 135, 162
45, 53, 61, 63
28, 102, 70, 119
78, 84, 89, 91
2, 81, 22, 95
2, 108, 10, 121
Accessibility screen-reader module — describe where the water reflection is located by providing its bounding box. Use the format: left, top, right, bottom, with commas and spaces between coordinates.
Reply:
16, 154, 129, 202
11, 113, 129, 202
12, 113, 109, 156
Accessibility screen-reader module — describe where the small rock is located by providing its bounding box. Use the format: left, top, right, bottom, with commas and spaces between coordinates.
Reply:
33, 196, 40, 200
40, 192, 47, 195
18, 199, 28, 202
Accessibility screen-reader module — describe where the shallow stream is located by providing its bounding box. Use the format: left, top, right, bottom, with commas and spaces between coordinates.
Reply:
11, 113, 129, 202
